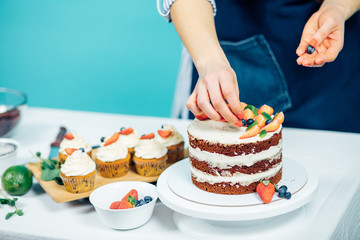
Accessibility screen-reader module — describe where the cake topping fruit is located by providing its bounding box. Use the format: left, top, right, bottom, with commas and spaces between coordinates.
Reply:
104, 132, 120, 146
262, 120, 280, 132
273, 112, 285, 124
244, 105, 258, 117
255, 114, 266, 128
240, 102, 248, 110
158, 130, 172, 138
140, 133, 155, 139
246, 119, 255, 126
242, 119, 247, 126
65, 148, 77, 156
234, 121, 243, 128
79, 148, 85, 153
64, 133, 74, 140
119, 127, 134, 135
258, 105, 274, 116
236, 111, 245, 120
256, 180, 275, 204
195, 112, 209, 120
100, 137, 105, 142
244, 109, 255, 120
240, 124, 260, 139
265, 119, 272, 125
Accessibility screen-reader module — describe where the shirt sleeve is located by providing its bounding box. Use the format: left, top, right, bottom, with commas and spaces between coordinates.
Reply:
157, 0, 217, 22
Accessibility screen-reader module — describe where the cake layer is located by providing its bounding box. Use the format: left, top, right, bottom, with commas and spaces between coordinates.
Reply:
189, 140, 282, 168
188, 130, 282, 156
190, 153, 282, 175
192, 169, 282, 195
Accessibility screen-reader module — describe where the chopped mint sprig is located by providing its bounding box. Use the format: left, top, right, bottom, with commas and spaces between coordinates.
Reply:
246, 121, 258, 131
0, 190, 24, 220
259, 130, 267, 138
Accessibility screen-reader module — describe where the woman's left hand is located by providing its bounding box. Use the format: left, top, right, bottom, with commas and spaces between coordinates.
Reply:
296, 3, 346, 67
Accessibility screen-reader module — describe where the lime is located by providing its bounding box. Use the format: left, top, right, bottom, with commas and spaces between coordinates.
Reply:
2, 165, 33, 196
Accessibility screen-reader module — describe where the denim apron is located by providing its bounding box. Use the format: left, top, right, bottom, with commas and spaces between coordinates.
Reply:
189, 0, 360, 133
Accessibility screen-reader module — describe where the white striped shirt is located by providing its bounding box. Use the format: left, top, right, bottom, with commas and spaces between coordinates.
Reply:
157, 0, 217, 118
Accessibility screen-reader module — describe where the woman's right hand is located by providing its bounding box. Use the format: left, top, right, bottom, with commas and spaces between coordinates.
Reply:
186, 62, 244, 124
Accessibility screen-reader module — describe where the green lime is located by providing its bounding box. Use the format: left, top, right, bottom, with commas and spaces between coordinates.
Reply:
2, 165, 33, 196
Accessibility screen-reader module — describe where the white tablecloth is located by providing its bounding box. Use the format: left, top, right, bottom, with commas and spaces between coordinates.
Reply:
0, 107, 359, 240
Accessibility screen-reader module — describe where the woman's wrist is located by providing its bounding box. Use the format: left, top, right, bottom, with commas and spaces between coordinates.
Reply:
194, 46, 230, 75
321, 0, 360, 20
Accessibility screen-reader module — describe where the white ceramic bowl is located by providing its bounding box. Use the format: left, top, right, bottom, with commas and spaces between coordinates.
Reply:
89, 181, 158, 230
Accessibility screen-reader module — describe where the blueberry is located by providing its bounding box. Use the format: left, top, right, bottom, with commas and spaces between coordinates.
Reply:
307, 45, 315, 54
285, 192, 292, 199
137, 199, 146, 207
79, 147, 85, 153
278, 185, 288, 193
246, 119, 255, 126
144, 196, 153, 203
242, 119, 247, 126
161, 124, 165, 129
265, 119, 272, 125
100, 137, 105, 142
120, 127, 125, 131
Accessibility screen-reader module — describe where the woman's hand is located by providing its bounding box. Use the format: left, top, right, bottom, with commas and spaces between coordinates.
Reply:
296, 3, 346, 67
186, 63, 243, 124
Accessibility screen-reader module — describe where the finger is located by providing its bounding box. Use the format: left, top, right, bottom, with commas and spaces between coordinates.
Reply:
196, 81, 221, 120
296, 32, 313, 56
185, 91, 202, 115
218, 73, 243, 116
314, 46, 341, 63
309, 19, 337, 48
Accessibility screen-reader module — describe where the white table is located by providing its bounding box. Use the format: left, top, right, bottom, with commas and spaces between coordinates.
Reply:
0, 107, 359, 240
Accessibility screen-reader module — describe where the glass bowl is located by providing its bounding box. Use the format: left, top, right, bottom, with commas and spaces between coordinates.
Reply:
0, 88, 27, 137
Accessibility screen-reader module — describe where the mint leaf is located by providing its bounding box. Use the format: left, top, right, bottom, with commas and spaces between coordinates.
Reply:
246, 121, 258, 131
259, 130, 267, 138
16, 209, 24, 216
5, 211, 16, 220
41, 168, 61, 181
244, 105, 259, 117
261, 112, 271, 120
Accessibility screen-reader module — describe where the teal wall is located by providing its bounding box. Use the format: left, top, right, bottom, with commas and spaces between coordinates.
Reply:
0, 1, 182, 117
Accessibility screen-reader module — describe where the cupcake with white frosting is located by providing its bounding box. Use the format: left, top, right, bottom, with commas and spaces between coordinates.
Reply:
60, 149, 96, 193
156, 124, 184, 164
95, 133, 131, 178
58, 133, 92, 163
133, 133, 168, 177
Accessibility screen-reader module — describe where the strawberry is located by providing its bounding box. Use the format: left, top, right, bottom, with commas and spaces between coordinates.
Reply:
239, 125, 260, 139
110, 201, 121, 209
273, 112, 285, 124
140, 133, 155, 139
104, 132, 120, 146
195, 112, 209, 120
234, 121, 243, 128
258, 104, 274, 116
118, 199, 134, 209
262, 119, 280, 132
122, 189, 139, 201
243, 109, 255, 120
65, 148, 77, 155
64, 133, 74, 140
236, 110, 245, 120
256, 180, 275, 204
219, 118, 227, 122
158, 130, 172, 138
119, 127, 134, 135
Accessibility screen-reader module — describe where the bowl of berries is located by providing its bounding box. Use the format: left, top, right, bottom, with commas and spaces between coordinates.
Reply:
89, 181, 158, 230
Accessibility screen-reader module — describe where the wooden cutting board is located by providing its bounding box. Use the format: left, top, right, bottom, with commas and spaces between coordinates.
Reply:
28, 148, 188, 203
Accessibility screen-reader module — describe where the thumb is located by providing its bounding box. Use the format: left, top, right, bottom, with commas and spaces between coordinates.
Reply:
309, 20, 336, 47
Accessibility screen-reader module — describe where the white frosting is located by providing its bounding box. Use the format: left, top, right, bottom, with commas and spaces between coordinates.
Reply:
118, 131, 140, 148
156, 124, 184, 147
96, 142, 128, 162
134, 138, 167, 159
189, 140, 282, 168
188, 119, 282, 144
59, 133, 92, 155
190, 162, 282, 186
61, 150, 96, 177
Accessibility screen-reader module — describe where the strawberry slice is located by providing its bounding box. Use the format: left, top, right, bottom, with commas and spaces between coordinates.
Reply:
236, 110, 245, 120
140, 133, 155, 139
195, 112, 209, 120
256, 180, 275, 204
273, 112, 285, 124
219, 118, 227, 122
158, 130, 172, 138
122, 189, 138, 201
64, 133, 74, 140
118, 199, 134, 209
104, 132, 120, 146
65, 148, 77, 156
240, 125, 260, 139
119, 127, 134, 135
243, 109, 255, 120
110, 201, 121, 209
234, 121, 243, 128
255, 114, 266, 128
258, 104, 274, 116
262, 120, 280, 132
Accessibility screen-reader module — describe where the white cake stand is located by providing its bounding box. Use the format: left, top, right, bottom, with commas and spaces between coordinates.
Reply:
157, 157, 318, 239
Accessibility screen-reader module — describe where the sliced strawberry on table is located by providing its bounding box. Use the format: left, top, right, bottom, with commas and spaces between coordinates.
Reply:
243, 109, 255, 121
255, 114, 266, 128
65, 148, 77, 155
110, 201, 121, 209
258, 104, 274, 116
256, 180, 276, 204
140, 133, 155, 140
262, 120, 280, 132
273, 112, 285, 124
195, 112, 209, 120
104, 132, 120, 146
240, 125, 260, 139
64, 133, 74, 140
158, 129, 172, 138
119, 127, 134, 135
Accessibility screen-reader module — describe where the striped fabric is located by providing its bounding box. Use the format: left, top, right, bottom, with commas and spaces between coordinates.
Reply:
157, 0, 217, 22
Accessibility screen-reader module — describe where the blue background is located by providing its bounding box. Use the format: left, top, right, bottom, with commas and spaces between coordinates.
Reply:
0, 0, 182, 117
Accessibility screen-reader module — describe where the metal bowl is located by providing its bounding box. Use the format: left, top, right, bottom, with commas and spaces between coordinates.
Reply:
0, 88, 27, 137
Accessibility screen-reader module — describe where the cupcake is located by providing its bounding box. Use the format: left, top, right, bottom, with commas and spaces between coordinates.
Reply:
95, 132, 131, 178
133, 133, 168, 177
117, 127, 140, 158
58, 133, 92, 163
156, 124, 184, 164
60, 148, 96, 194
